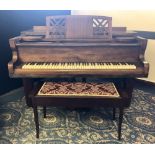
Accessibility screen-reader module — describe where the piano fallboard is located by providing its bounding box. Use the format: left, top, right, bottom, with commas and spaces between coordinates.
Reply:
15, 42, 142, 63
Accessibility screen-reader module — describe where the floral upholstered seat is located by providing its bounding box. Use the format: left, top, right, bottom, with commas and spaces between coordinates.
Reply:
37, 82, 119, 98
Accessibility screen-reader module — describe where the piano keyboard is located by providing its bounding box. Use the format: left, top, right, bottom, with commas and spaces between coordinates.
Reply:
22, 62, 136, 70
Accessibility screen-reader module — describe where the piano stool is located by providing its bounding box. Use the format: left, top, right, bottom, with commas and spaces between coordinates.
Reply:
30, 81, 131, 140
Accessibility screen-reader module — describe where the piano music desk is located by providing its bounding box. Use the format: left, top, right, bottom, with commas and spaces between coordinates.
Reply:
30, 81, 133, 140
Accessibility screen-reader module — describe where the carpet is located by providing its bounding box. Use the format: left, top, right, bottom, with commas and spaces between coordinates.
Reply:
0, 85, 155, 144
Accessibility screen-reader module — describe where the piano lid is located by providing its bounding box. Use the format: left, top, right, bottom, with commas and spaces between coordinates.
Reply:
45, 15, 112, 41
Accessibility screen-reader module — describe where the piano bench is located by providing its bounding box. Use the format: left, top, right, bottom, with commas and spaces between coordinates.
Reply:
30, 81, 130, 140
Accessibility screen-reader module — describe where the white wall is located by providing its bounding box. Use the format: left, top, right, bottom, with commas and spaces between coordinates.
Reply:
72, 10, 155, 83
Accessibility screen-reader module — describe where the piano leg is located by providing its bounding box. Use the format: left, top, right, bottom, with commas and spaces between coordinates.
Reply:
123, 78, 134, 96
118, 107, 124, 140
32, 100, 39, 138
23, 78, 33, 107
120, 78, 134, 104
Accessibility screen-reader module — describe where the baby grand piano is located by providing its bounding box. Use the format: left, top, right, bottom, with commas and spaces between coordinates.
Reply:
8, 15, 149, 107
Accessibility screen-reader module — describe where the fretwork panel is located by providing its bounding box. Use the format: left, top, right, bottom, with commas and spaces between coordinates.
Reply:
93, 16, 112, 39
46, 16, 66, 39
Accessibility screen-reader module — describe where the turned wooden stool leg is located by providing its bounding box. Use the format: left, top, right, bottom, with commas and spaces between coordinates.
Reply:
43, 106, 46, 118
113, 108, 116, 120
33, 103, 39, 138
118, 107, 124, 140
